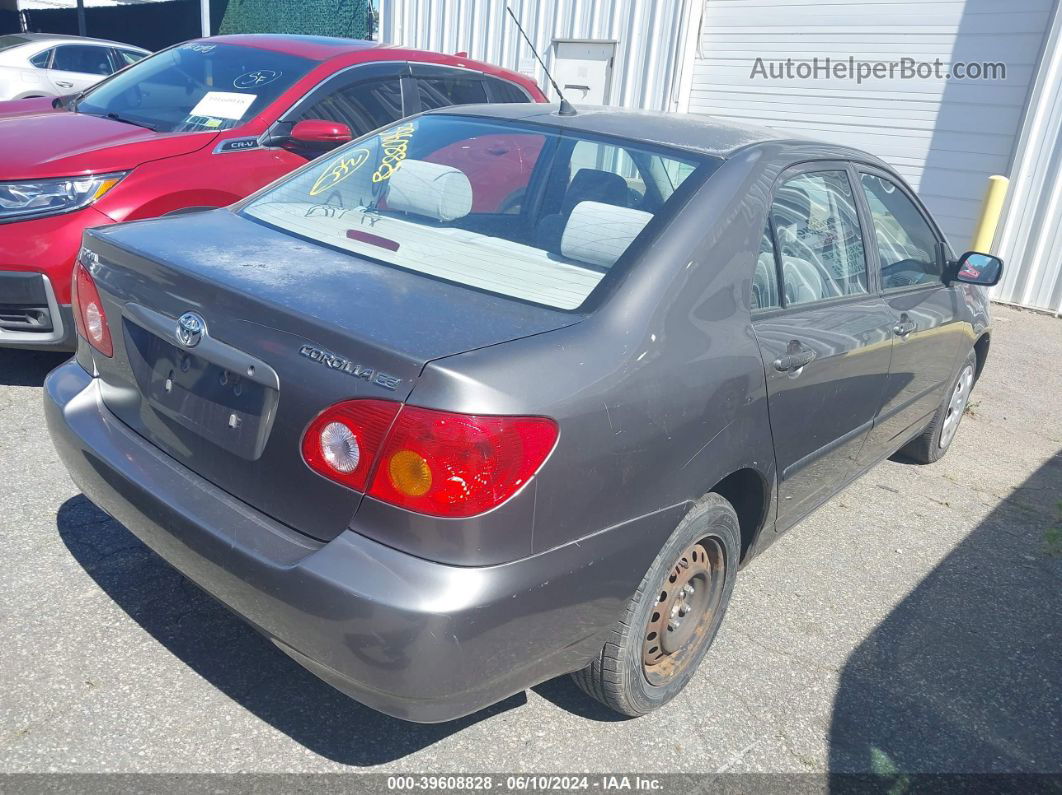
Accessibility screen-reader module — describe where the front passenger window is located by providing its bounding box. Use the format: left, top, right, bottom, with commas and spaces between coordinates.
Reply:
51, 44, 112, 76
771, 170, 867, 306
296, 77, 403, 137
860, 173, 941, 289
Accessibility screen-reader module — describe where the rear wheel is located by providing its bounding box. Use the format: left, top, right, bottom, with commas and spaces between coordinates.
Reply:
900, 349, 977, 464
571, 494, 740, 717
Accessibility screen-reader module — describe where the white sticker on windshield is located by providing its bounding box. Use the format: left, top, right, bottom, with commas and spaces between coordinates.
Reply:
189, 91, 257, 121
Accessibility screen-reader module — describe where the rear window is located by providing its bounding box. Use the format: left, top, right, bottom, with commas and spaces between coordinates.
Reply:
485, 76, 531, 102
242, 115, 710, 310
0, 35, 31, 53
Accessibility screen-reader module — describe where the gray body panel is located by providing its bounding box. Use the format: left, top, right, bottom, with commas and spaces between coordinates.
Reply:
45, 361, 685, 722
46, 105, 993, 720
81, 212, 579, 547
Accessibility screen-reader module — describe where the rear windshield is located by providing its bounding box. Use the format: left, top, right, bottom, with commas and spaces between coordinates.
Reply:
242, 115, 710, 310
76, 42, 314, 133
0, 35, 31, 53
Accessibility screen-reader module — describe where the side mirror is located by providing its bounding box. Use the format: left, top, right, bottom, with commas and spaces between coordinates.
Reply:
284, 119, 353, 154
952, 251, 1003, 286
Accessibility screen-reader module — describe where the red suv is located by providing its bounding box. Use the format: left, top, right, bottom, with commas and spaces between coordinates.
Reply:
0, 35, 544, 350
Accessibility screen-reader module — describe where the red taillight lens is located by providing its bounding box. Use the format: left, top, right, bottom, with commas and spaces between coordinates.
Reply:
71, 259, 113, 357
300, 400, 559, 518
368, 406, 558, 518
301, 399, 402, 492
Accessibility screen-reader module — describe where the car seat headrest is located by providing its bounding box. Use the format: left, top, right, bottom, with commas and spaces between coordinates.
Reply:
386, 159, 473, 222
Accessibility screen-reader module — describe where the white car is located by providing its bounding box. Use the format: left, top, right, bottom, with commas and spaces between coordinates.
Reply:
0, 33, 148, 101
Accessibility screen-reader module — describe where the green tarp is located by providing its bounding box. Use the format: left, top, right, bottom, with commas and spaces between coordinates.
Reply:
218, 0, 372, 39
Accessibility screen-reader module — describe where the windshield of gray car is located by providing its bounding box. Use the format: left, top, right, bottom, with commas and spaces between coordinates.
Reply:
242, 115, 715, 310
75, 42, 314, 133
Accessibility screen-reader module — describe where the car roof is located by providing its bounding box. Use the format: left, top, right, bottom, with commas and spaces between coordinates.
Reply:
428, 103, 888, 163
199, 35, 540, 91
205, 34, 385, 61
9, 32, 145, 49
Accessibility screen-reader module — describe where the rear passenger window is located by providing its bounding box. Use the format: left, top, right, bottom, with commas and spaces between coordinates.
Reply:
859, 173, 942, 289
115, 49, 145, 67
771, 170, 867, 306
416, 76, 488, 110
484, 76, 531, 102
752, 223, 780, 310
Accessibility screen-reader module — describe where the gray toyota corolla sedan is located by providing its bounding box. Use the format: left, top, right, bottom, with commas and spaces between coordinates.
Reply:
44, 103, 1002, 722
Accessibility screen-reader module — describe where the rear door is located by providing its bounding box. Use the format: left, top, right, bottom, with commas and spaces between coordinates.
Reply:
46, 43, 113, 93
751, 163, 895, 529
853, 167, 965, 464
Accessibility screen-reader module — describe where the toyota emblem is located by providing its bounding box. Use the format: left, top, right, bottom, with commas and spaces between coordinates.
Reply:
176, 312, 205, 348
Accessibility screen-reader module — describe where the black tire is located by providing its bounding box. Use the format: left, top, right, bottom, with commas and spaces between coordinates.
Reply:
899, 349, 978, 464
571, 493, 740, 717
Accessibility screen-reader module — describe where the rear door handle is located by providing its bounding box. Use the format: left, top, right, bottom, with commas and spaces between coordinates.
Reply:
56, 81, 74, 88
773, 349, 815, 372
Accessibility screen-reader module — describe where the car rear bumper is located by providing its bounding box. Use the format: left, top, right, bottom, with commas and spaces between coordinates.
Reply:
44, 360, 682, 722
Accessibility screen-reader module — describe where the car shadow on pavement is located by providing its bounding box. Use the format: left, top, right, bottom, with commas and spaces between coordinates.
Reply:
530, 677, 631, 723
828, 449, 1062, 779
0, 349, 69, 387
56, 495, 527, 766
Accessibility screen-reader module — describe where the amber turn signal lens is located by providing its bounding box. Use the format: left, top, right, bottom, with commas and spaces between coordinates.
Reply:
387, 450, 432, 496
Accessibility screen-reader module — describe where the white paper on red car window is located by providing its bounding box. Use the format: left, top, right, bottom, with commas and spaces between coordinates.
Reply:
189, 91, 256, 121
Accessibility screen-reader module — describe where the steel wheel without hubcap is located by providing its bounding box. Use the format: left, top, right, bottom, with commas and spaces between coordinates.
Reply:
642, 538, 726, 686
939, 364, 974, 449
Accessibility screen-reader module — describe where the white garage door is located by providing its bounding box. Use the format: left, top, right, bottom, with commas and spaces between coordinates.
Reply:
688, 0, 1055, 251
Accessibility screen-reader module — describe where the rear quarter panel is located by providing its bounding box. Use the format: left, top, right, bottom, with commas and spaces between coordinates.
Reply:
405, 148, 783, 561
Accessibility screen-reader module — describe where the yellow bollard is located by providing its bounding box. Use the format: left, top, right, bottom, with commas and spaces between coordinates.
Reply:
970, 175, 1009, 253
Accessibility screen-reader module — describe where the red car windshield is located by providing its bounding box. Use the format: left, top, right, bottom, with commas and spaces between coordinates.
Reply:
75, 42, 314, 133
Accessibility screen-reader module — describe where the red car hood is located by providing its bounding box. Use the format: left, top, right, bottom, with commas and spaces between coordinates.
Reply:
0, 96, 59, 119
0, 107, 217, 179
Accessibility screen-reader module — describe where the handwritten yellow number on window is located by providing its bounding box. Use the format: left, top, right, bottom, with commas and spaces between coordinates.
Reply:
372, 123, 415, 183
308, 148, 371, 197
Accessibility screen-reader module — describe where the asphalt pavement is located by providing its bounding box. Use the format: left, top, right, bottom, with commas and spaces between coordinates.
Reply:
1, 304, 1059, 775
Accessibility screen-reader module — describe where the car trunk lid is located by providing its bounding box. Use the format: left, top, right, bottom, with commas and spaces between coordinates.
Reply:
82, 209, 581, 541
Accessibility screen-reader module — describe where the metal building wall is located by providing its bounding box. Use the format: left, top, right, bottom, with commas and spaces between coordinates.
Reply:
378, 0, 697, 112
993, 2, 1062, 315
685, 0, 1055, 256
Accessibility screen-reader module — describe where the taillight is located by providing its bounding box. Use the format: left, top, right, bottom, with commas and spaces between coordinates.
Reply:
300, 400, 558, 518
301, 399, 402, 491
71, 258, 113, 357
368, 406, 558, 518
